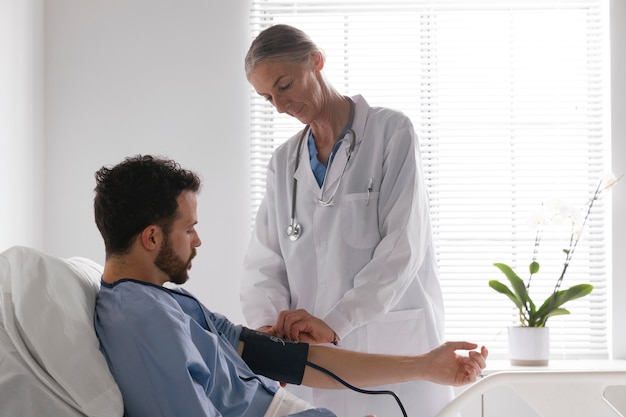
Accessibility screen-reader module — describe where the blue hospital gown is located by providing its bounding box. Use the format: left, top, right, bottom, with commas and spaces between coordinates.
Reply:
94, 279, 334, 417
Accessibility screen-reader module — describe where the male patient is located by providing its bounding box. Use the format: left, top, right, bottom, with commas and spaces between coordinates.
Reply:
93, 154, 488, 417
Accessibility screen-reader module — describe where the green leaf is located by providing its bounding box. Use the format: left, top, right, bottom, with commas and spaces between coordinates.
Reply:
537, 308, 571, 327
529, 261, 540, 274
536, 284, 593, 326
544, 308, 571, 319
562, 283, 594, 301
488, 280, 524, 310
493, 263, 535, 312
552, 284, 594, 309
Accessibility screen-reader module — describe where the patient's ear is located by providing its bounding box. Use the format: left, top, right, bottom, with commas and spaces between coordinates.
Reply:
139, 225, 161, 251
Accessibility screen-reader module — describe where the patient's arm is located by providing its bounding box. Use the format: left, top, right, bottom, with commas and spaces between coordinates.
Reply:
238, 331, 487, 390
303, 342, 488, 389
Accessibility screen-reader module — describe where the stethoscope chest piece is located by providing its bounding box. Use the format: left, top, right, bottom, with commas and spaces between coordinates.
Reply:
286, 221, 301, 241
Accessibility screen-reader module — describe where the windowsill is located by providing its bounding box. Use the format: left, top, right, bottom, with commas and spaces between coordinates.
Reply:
482, 359, 626, 375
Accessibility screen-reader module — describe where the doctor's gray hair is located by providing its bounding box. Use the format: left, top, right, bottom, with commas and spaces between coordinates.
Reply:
245, 24, 325, 77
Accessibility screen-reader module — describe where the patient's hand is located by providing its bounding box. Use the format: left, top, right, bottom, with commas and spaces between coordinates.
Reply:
423, 342, 488, 386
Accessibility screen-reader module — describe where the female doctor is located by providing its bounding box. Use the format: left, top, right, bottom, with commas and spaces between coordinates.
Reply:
241, 24, 454, 417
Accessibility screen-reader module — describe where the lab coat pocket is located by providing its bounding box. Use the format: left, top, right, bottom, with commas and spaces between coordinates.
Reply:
340, 192, 380, 249
366, 309, 429, 355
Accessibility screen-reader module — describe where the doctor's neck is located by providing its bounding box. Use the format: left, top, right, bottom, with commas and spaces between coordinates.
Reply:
309, 93, 353, 148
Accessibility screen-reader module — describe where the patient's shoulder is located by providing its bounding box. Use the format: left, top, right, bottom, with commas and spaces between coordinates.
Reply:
96, 279, 188, 328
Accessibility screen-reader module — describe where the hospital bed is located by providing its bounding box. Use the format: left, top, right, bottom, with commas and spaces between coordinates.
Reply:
434, 368, 626, 417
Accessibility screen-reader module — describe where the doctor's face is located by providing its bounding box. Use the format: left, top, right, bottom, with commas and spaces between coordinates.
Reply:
154, 191, 201, 285
248, 55, 325, 125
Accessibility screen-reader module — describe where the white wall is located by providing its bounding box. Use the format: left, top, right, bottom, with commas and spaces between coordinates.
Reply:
0, 0, 44, 251
610, 0, 626, 360
42, 0, 252, 324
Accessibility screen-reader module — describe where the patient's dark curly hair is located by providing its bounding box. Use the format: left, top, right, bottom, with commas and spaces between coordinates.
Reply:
94, 155, 201, 257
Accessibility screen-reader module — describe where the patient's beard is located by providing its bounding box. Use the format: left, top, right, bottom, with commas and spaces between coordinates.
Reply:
155, 237, 196, 285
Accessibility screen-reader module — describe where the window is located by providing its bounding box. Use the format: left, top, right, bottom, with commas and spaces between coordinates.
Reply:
248, 0, 610, 359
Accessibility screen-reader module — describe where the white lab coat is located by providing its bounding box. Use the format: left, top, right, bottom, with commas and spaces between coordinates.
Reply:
242, 95, 454, 417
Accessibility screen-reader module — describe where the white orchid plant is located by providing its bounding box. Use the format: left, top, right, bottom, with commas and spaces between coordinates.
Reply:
489, 174, 622, 328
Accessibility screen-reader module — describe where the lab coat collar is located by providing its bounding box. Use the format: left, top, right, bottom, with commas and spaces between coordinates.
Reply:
350, 94, 368, 144
293, 94, 369, 196
293, 130, 320, 194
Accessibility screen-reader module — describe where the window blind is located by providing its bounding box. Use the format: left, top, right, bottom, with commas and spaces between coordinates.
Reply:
248, 0, 609, 359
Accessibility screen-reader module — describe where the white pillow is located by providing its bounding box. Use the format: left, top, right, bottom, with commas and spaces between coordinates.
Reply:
0, 246, 123, 417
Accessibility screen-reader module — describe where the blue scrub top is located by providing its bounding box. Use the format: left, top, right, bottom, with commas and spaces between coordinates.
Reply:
94, 279, 334, 417
308, 124, 351, 187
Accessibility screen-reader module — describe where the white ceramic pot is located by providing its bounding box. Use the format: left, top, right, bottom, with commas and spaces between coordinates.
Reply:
508, 326, 550, 366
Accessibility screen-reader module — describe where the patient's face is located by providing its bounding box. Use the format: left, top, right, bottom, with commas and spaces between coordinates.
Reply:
154, 191, 201, 285
155, 236, 195, 285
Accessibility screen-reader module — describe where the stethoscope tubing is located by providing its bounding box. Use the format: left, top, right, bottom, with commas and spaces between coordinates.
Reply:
287, 131, 304, 241
286, 96, 356, 241
316, 131, 355, 207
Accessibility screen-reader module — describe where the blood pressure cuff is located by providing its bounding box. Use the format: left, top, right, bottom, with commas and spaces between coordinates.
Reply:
239, 327, 309, 385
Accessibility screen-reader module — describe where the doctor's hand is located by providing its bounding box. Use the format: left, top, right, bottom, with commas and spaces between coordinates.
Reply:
422, 342, 488, 387
272, 309, 337, 345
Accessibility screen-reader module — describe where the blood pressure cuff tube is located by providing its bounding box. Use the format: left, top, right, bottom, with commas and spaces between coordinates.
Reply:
239, 327, 309, 385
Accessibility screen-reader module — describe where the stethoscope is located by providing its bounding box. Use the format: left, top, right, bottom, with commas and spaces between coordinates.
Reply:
286, 96, 356, 242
